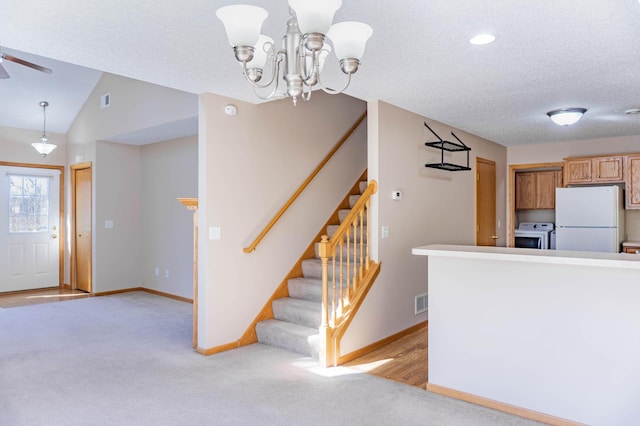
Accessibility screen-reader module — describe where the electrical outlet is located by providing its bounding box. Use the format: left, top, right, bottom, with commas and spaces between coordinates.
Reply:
209, 226, 221, 240
381, 225, 389, 239
154, 267, 160, 277
164, 269, 169, 278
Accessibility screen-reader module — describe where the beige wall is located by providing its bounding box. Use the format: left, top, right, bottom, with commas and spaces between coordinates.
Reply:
341, 100, 508, 354
94, 141, 142, 291
198, 91, 367, 349
0, 125, 66, 166
141, 135, 198, 299
65, 73, 198, 292
508, 135, 640, 241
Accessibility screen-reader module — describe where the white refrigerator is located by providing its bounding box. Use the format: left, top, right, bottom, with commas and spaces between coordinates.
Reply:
555, 185, 625, 253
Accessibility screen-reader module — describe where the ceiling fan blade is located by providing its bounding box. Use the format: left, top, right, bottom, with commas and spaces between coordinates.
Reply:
2, 53, 53, 74
0, 63, 9, 79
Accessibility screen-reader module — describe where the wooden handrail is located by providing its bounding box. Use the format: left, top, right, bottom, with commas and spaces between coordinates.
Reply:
327, 180, 377, 250
243, 111, 368, 253
318, 179, 379, 367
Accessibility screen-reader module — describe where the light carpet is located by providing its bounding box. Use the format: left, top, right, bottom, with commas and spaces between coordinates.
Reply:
0, 291, 545, 425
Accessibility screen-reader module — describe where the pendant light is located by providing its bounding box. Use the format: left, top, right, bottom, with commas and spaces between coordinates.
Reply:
31, 101, 57, 157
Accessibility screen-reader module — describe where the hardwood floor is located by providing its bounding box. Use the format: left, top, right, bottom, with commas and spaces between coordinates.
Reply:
343, 327, 428, 388
1, 288, 428, 388
0, 287, 90, 308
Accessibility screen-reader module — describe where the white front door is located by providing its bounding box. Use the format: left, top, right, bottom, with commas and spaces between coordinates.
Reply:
0, 166, 60, 292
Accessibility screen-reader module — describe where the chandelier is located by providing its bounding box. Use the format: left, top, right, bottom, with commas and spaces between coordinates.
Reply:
216, 0, 373, 105
31, 101, 57, 157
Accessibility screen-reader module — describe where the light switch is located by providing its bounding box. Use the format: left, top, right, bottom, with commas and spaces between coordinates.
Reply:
381, 225, 389, 239
209, 226, 221, 240
105, 220, 114, 229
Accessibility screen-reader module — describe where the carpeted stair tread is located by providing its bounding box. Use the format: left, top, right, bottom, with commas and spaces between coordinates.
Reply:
326, 224, 367, 242
339, 209, 367, 225
349, 194, 360, 208
301, 258, 362, 280
313, 242, 361, 259
255, 319, 319, 358
288, 277, 323, 302
272, 297, 321, 328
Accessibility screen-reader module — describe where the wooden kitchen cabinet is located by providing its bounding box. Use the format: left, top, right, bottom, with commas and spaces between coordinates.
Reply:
564, 155, 624, 185
626, 155, 640, 209
515, 170, 561, 210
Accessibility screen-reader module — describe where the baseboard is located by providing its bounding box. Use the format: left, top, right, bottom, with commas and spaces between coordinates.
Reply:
196, 341, 239, 356
93, 287, 193, 304
139, 288, 192, 304
426, 383, 581, 426
338, 320, 428, 364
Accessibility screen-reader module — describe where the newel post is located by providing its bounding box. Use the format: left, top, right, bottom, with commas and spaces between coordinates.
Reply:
318, 235, 332, 367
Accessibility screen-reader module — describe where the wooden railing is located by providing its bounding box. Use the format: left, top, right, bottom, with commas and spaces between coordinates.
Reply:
243, 111, 368, 253
318, 180, 380, 367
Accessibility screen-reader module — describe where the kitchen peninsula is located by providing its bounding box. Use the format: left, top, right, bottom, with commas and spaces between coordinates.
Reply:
412, 244, 640, 426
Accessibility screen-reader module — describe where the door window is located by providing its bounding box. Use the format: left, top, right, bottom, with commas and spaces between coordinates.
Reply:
8, 175, 50, 233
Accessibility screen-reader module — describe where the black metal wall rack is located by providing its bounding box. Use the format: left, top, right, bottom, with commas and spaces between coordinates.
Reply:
423, 122, 471, 171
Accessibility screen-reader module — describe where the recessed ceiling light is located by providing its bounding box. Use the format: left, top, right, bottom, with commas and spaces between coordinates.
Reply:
624, 108, 640, 115
469, 34, 496, 45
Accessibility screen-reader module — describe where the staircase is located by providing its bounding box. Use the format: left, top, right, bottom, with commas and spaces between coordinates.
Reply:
255, 180, 368, 358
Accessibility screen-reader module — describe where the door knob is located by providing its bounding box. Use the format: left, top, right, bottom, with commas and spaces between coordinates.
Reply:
52, 234, 58, 239
78, 234, 82, 237
491, 235, 499, 240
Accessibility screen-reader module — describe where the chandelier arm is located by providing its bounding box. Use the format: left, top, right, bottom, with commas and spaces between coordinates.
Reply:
318, 72, 353, 95
241, 51, 283, 89
252, 71, 284, 101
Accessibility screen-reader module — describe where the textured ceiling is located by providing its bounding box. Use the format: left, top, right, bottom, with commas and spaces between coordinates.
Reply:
2, 0, 640, 146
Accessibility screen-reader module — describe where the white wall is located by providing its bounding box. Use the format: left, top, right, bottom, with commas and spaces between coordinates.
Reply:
141, 135, 198, 299
341, 100, 508, 355
425, 248, 640, 425
508, 135, 640, 241
198, 91, 367, 350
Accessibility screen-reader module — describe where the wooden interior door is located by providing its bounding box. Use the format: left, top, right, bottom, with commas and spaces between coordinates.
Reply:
476, 158, 497, 246
72, 164, 92, 292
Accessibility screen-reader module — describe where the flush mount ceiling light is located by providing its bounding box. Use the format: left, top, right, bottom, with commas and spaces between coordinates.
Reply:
469, 34, 496, 45
216, 1, 373, 106
546, 108, 587, 126
31, 101, 57, 157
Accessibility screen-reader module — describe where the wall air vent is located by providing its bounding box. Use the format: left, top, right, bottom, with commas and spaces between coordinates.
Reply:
100, 93, 111, 109
415, 293, 428, 315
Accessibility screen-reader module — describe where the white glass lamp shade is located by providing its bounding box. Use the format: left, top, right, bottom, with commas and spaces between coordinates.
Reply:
216, 5, 268, 47
327, 21, 373, 60
547, 108, 587, 126
288, 0, 342, 35
245, 35, 274, 69
31, 141, 57, 156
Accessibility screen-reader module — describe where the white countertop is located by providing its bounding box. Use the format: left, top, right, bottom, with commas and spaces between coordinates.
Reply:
412, 244, 640, 270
